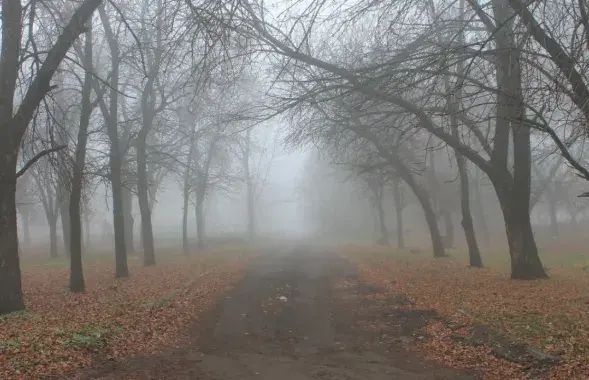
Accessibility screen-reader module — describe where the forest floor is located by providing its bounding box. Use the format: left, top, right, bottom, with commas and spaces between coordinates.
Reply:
76, 245, 473, 380
342, 244, 589, 379
0, 245, 256, 379
2, 244, 587, 379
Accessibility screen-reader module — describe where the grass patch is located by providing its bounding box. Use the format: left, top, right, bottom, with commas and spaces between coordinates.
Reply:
0, 308, 34, 322
0, 339, 21, 351
64, 323, 119, 350
143, 280, 195, 309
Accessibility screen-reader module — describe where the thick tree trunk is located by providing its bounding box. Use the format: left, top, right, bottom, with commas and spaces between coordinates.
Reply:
100, 5, 128, 278
195, 192, 205, 250
492, 0, 547, 279
391, 178, 405, 249
0, 155, 25, 314
0, 0, 101, 315
69, 24, 93, 293
495, 185, 548, 279
137, 133, 156, 266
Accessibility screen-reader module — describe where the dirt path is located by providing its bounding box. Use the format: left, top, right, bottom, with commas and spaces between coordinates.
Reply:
81, 246, 476, 379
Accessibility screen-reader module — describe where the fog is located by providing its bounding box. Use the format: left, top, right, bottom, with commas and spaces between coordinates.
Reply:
1, 0, 589, 306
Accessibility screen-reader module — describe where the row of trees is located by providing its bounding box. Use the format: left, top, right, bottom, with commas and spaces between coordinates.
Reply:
1, 0, 589, 314
235, 0, 589, 280
0, 0, 271, 314
299, 147, 589, 253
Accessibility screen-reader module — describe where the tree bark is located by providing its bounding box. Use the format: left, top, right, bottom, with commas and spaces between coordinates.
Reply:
69, 23, 93, 293
0, 154, 25, 314
495, 185, 547, 279
0, 0, 101, 315
59, 198, 71, 257
396, 164, 445, 257
122, 187, 135, 254
99, 4, 128, 278
472, 169, 490, 245
391, 177, 405, 249
448, 0, 482, 267
493, 0, 547, 279
137, 132, 156, 266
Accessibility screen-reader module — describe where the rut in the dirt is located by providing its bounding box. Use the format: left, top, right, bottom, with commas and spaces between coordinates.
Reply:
80, 246, 475, 380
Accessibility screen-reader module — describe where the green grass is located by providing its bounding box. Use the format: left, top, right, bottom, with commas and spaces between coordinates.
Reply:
0, 309, 35, 322
0, 340, 21, 351
64, 323, 120, 350
143, 280, 195, 309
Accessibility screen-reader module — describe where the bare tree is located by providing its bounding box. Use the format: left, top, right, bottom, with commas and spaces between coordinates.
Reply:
0, 0, 102, 314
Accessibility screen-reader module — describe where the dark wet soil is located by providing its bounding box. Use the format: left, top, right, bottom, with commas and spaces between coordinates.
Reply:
78, 246, 476, 379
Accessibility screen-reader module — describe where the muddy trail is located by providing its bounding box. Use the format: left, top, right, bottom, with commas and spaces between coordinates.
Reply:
81, 246, 476, 379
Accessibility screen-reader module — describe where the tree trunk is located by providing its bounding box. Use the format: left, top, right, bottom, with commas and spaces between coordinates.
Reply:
100, 5, 128, 278
396, 164, 445, 257
547, 189, 559, 239
446, 0, 482, 267
374, 186, 389, 246
122, 186, 135, 254
0, 155, 25, 314
182, 133, 195, 255
69, 23, 93, 293
472, 170, 490, 245
492, 0, 547, 279
137, 133, 156, 266
440, 209, 455, 248
182, 190, 189, 255
195, 191, 205, 250
458, 165, 483, 267
49, 217, 58, 259
59, 198, 71, 258
20, 210, 31, 246
495, 185, 548, 279
0, 0, 101, 315
391, 178, 405, 249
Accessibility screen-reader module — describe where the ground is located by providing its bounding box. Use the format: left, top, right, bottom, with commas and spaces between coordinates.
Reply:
3, 243, 588, 379
76, 246, 474, 380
